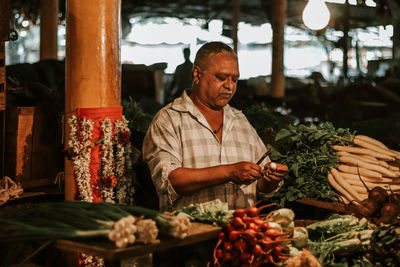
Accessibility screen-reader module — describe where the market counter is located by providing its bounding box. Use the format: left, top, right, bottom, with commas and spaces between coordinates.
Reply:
53, 222, 221, 262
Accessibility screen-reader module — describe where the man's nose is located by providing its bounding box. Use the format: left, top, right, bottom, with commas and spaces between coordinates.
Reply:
224, 78, 235, 90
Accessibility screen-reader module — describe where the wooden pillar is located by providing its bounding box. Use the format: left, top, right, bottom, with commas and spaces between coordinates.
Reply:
342, 1, 349, 80
40, 0, 59, 60
231, 0, 240, 53
65, 0, 121, 200
270, 0, 286, 98
0, 0, 11, 179
393, 22, 400, 59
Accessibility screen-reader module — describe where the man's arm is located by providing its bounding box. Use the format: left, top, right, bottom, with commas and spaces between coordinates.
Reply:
169, 161, 263, 195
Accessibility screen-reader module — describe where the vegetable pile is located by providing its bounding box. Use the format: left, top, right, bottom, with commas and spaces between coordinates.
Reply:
269, 122, 400, 209
306, 214, 374, 266
0, 201, 191, 252
270, 122, 354, 206
328, 134, 400, 204
175, 199, 234, 226
306, 213, 400, 267
211, 205, 309, 266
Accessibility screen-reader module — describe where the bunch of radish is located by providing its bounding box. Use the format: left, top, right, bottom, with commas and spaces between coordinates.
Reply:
212, 205, 306, 267
328, 134, 400, 204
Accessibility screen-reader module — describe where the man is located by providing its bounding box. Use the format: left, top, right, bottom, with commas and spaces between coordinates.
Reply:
143, 41, 287, 212
168, 47, 193, 101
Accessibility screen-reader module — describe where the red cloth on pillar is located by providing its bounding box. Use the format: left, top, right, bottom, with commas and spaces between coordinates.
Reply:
76, 106, 122, 203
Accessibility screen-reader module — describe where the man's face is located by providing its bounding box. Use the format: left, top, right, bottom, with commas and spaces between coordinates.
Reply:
193, 53, 239, 110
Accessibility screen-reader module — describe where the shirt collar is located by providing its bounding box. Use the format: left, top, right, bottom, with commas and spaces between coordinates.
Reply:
170, 90, 241, 120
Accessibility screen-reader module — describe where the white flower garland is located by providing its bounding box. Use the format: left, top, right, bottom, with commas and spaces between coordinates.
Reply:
67, 114, 135, 205
100, 118, 116, 203
114, 116, 135, 205
68, 115, 94, 202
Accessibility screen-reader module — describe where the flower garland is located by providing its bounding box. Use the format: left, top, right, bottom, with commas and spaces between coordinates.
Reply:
66, 114, 135, 204
99, 118, 116, 202
114, 116, 135, 205
68, 115, 94, 202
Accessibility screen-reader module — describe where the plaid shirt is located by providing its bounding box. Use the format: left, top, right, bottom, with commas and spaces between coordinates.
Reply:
142, 91, 277, 212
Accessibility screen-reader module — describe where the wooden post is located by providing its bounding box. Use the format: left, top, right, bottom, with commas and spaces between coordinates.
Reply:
343, 0, 349, 81
393, 22, 400, 59
232, 0, 240, 53
40, 0, 59, 60
0, 0, 11, 179
270, 0, 286, 98
65, 0, 121, 200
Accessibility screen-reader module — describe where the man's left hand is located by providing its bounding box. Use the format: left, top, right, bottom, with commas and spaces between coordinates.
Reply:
263, 162, 288, 182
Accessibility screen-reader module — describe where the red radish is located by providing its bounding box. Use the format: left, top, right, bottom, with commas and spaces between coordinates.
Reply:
268, 254, 278, 265
225, 223, 234, 232
229, 230, 242, 241
233, 239, 247, 252
233, 209, 246, 218
218, 232, 225, 239
265, 228, 294, 239
253, 244, 267, 256
247, 222, 259, 231
223, 241, 233, 251
239, 252, 251, 262
273, 245, 282, 256
232, 216, 246, 228
245, 203, 278, 217
223, 251, 233, 262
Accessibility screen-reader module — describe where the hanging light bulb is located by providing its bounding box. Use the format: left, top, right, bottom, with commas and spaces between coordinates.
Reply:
302, 0, 331, 31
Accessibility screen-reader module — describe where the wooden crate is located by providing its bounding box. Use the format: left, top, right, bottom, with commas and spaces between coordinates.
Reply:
4, 106, 63, 188
5, 106, 35, 183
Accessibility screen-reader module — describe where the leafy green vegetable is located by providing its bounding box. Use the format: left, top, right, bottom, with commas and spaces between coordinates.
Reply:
175, 199, 234, 226
269, 122, 355, 206
122, 97, 154, 134
306, 214, 375, 266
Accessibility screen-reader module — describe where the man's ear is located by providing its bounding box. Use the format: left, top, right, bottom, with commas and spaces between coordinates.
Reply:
192, 66, 201, 84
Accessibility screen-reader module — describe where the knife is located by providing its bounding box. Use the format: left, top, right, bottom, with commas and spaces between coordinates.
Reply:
256, 147, 271, 165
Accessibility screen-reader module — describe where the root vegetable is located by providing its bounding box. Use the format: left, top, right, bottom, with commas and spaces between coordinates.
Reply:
243, 203, 278, 218
338, 165, 382, 179
330, 168, 363, 202
336, 151, 379, 165
333, 145, 393, 161
339, 172, 392, 183
353, 135, 389, 150
356, 167, 389, 204
339, 156, 398, 178
328, 173, 357, 203
352, 138, 396, 160
358, 199, 380, 217
377, 203, 400, 224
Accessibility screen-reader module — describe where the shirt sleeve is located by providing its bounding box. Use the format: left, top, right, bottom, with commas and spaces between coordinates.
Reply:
142, 110, 182, 211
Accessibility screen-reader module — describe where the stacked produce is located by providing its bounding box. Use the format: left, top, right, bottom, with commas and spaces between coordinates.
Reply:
269, 122, 400, 212
209, 206, 311, 266
0, 201, 191, 265
270, 122, 354, 206
328, 134, 400, 202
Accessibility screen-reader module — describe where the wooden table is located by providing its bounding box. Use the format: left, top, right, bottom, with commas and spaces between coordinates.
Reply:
296, 197, 347, 213
53, 222, 221, 264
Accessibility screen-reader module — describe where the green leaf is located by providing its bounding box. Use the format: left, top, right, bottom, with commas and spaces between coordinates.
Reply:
275, 128, 293, 141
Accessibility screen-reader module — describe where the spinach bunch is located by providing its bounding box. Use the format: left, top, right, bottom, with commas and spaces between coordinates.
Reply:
269, 122, 355, 207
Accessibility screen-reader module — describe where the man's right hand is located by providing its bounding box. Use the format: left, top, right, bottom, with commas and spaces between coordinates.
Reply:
228, 162, 263, 185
